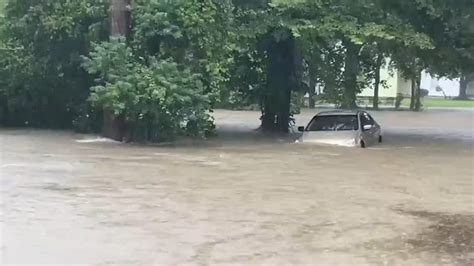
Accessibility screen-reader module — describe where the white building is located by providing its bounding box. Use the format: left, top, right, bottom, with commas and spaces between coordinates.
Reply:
420, 72, 460, 97
318, 57, 472, 101
359, 59, 412, 99
360, 69, 473, 99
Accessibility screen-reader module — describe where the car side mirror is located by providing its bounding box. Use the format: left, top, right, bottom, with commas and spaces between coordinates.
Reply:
298, 126, 305, 132
363, 125, 373, 131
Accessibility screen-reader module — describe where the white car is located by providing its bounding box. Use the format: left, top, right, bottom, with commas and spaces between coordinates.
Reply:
297, 110, 382, 148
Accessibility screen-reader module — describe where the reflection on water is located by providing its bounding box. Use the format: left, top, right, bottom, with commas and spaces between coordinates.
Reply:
1, 109, 473, 265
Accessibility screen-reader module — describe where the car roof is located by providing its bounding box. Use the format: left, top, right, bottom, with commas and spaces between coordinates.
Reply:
315, 110, 360, 116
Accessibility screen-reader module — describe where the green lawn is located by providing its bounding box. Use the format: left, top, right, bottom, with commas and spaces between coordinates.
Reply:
403, 98, 474, 108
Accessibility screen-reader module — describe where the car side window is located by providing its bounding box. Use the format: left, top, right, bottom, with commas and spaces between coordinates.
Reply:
367, 114, 376, 125
360, 113, 374, 127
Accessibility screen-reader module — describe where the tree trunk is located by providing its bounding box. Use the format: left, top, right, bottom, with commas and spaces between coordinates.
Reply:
102, 112, 127, 141
457, 74, 468, 100
103, 0, 131, 141
308, 63, 317, 109
308, 81, 316, 109
260, 109, 277, 131
0, 96, 7, 125
373, 54, 383, 109
410, 78, 416, 110
260, 30, 298, 133
342, 40, 360, 109
414, 75, 422, 111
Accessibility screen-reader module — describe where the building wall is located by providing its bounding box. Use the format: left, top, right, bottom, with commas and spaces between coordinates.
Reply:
397, 74, 412, 97
360, 69, 471, 99
359, 62, 410, 98
467, 81, 474, 97
420, 72, 460, 97
345, 63, 469, 99
359, 63, 399, 98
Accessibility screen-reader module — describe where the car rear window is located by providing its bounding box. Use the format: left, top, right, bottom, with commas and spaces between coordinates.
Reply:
307, 115, 359, 131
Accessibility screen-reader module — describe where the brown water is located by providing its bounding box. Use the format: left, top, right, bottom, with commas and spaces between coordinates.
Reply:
1, 109, 473, 265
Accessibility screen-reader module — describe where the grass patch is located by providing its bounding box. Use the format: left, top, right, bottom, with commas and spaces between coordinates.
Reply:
403, 98, 474, 108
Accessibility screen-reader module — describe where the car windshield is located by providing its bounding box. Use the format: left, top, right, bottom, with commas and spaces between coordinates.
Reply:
306, 115, 359, 131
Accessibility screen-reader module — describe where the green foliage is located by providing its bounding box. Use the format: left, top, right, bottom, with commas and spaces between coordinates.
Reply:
133, 0, 236, 105
0, 0, 229, 140
0, 0, 108, 127
83, 38, 215, 141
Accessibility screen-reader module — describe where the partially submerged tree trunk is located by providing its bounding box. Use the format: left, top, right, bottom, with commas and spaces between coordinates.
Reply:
260, 30, 298, 133
373, 54, 383, 109
103, 0, 131, 141
342, 40, 361, 109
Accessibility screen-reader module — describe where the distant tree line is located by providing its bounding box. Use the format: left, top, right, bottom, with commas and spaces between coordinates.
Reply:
0, 0, 473, 141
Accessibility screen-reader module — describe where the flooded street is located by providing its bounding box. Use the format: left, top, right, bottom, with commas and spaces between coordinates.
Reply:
1, 109, 473, 265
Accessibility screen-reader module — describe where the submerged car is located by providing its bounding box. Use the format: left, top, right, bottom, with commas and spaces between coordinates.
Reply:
297, 110, 382, 148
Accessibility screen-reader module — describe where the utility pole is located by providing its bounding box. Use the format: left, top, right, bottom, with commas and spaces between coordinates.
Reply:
111, 0, 131, 38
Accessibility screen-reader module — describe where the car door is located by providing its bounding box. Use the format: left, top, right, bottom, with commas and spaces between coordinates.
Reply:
359, 112, 376, 145
367, 113, 381, 142
369, 114, 382, 143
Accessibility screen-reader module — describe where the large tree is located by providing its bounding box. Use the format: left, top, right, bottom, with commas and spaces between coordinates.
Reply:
233, 0, 302, 132
84, 0, 236, 142
387, 0, 474, 101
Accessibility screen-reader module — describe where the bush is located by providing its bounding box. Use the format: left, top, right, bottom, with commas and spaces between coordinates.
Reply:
83, 38, 215, 142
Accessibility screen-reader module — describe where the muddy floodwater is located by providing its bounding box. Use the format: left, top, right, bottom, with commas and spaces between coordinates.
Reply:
1, 109, 473, 265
